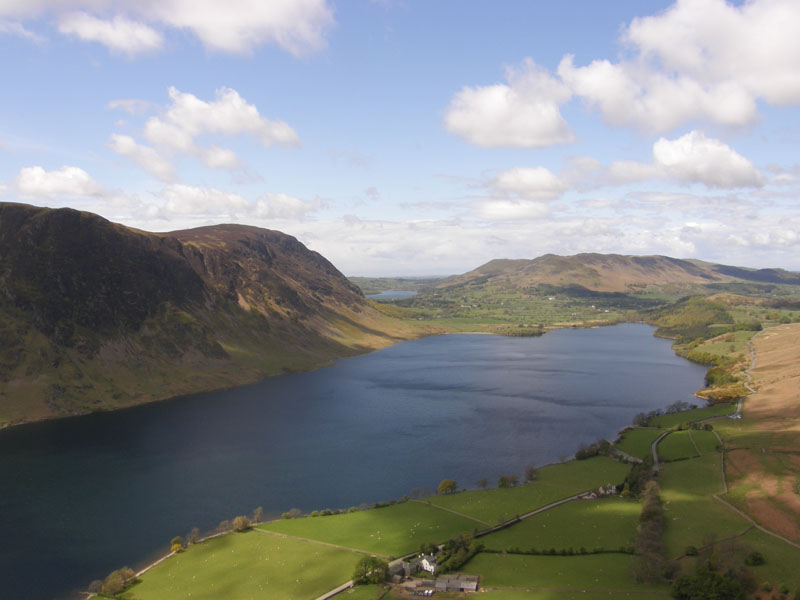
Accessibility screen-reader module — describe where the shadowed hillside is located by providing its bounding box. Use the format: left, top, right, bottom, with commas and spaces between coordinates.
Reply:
0, 203, 419, 425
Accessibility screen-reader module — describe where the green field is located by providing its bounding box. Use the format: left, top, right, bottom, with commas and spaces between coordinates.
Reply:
648, 404, 735, 428
657, 431, 699, 461
736, 529, 800, 589
128, 529, 358, 600
260, 501, 477, 557
658, 455, 750, 557
688, 429, 719, 454
427, 457, 630, 524
463, 553, 666, 591
614, 428, 664, 460
480, 497, 640, 552
478, 592, 669, 600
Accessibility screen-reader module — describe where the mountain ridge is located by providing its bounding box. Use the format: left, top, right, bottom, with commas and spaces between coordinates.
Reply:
0, 202, 416, 426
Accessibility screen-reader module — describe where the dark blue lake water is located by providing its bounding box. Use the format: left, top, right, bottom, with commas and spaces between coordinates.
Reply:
0, 323, 706, 599
365, 290, 418, 300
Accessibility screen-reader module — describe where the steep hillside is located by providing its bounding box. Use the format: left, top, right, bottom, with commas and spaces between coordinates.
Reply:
439, 253, 800, 294
0, 203, 418, 425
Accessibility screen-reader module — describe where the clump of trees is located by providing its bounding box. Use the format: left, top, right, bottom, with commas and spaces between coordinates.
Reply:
633, 481, 675, 584
575, 439, 611, 460
497, 474, 520, 488
88, 566, 137, 597
281, 508, 303, 519
170, 536, 184, 553
437, 479, 458, 494
524, 463, 538, 482
352, 555, 389, 585
437, 534, 483, 573
232, 515, 251, 532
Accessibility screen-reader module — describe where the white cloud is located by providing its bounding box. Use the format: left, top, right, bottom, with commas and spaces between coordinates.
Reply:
475, 199, 549, 221
58, 12, 162, 56
444, 59, 574, 148
491, 167, 568, 200
652, 130, 764, 188
145, 0, 334, 56
201, 146, 240, 170
570, 131, 763, 190
144, 86, 299, 152
108, 134, 175, 181
254, 193, 321, 219
0, 0, 334, 56
15, 165, 103, 197
0, 19, 44, 42
559, 0, 800, 132
160, 183, 249, 216
107, 98, 153, 114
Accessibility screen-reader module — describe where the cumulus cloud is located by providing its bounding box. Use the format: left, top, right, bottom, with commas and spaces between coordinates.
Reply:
108, 134, 175, 181
254, 192, 322, 219
474, 199, 549, 221
448, 0, 800, 138
491, 167, 568, 200
144, 86, 299, 153
0, 0, 334, 56
444, 59, 574, 148
58, 12, 162, 56
108, 86, 296, 177
560, 0, 800, 132
0, 19, 44, 42
15, 165, 103, 197
651, 131, 764, 188
107, 98, 153, 114
160, 183, 249, 216
569, 131, 763, 190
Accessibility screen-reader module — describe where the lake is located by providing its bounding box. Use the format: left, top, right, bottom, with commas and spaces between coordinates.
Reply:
365, 289, 418, 300
0, 323, 707, 599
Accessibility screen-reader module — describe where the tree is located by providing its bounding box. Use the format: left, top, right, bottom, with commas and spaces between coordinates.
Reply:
170, 536, 183, 548
101, 567, 136, 596
187, 527, 200, 545
232, 515, 251, 532
498, 475, 511, 488
252, 506, 264, 524
87, 580, 103, 594
352, 555, 389, 585
524, 463, 538, 483
216, 520, 231, 533
476, 478, 488, 489
509, 474, 519, 487
437, 479, 457, 494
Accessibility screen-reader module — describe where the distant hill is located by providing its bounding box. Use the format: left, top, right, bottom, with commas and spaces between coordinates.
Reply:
438, 253, 800, 293
0, 203, 414, 425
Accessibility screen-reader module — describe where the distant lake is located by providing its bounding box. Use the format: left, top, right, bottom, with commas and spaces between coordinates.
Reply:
365, 289, 418, 300
0, 323, 706, 600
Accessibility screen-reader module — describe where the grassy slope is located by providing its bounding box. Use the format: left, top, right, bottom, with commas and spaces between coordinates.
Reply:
427, 457, 630, 524
657, 431, 699, 461
259, 502, 477, 558
480, 497, 640, 552
462, 553, 666, 592
614, 428, 665, 460
647, 403, 735, 428
127, 530, 359, 600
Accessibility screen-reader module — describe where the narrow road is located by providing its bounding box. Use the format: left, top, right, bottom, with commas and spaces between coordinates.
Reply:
410, 499, 491, 527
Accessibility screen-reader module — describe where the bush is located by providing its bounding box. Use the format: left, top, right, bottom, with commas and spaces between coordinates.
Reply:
352, 556, 389, 585
745, 550, 765, 566
232, 515, 251, 532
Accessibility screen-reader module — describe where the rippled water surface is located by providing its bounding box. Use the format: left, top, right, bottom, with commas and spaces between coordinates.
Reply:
0, 323, 706, 599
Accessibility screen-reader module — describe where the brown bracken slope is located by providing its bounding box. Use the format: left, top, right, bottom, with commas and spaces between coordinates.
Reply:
722, 323, 800, 543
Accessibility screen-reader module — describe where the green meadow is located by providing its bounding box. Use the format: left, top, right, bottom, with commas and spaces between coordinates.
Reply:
259, 501, 477, 557
658, 455, 750, 557
657, 431, 699, 461
480, 497, 640, 552
427, 457, 630, 524
614, 427, 664, 460
688, 429, 719, 454
647, 404, 735, 428
462, 553, 665, 591
126, 529, 358, 600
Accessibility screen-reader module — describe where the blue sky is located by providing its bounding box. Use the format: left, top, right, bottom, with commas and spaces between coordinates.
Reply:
1, 0, 799, 275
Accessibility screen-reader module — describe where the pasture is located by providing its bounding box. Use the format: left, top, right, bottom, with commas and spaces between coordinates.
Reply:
128, 529, 358, 600
480, 497, 640, 552
260, 501, 477, 557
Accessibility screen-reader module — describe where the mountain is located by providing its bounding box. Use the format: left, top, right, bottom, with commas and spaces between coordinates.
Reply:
438, 253, 800, 293
0, 203, 415, 425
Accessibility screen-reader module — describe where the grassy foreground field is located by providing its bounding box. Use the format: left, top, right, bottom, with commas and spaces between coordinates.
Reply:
125, 529, 359, 600
480, 497, 640, 552
260, 501, 478, 557
614, 427, 664, 460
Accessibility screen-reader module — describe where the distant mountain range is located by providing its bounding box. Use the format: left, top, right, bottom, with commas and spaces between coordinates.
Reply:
439, 253, 800, 293
0, 203, 413, 425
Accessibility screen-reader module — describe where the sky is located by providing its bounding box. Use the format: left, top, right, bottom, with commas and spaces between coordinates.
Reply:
1, 0, 799, 276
